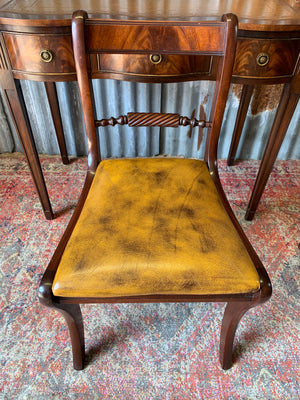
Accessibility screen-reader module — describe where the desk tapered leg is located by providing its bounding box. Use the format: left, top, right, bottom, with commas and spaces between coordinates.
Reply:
245, 84, 299, 220
227, 84, 254, 166
4, 80, 54, 219
44, 82, 69, 165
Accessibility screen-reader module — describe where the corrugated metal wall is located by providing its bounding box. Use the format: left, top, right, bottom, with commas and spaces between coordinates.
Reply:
0, 80, 299, 159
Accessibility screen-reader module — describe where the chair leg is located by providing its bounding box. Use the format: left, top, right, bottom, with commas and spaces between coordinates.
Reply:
54, 303, 85, 370
219, 301, 253, 370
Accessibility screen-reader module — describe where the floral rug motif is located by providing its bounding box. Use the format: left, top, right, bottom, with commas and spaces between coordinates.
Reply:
0, 153, 299, 399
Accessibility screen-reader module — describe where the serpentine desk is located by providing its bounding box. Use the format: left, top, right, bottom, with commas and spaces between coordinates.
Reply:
0, 1, 299, 220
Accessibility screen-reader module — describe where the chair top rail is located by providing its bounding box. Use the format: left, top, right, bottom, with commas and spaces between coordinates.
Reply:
78, 13, 235, 55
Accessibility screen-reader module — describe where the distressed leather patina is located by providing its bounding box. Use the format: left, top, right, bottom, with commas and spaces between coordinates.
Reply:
53, 158, 260, 297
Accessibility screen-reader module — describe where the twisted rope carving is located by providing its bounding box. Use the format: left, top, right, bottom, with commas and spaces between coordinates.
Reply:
95, 112, 212, 128
128, 112, 179, 127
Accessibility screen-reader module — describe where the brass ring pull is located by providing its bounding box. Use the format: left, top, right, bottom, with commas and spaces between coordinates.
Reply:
40, 49, 54, 63
256, 53, 269, 67
149, 54, 163, 64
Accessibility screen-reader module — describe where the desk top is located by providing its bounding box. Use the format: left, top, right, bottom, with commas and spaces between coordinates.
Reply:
0, 0, 300, 31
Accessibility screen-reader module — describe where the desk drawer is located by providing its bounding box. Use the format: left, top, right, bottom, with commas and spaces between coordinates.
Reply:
233, 39, 300, 79
3, 32, 75, 77
91, 53, 216, 82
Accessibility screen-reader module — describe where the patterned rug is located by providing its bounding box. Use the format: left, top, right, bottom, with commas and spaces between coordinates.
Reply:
0, 153, 299, 400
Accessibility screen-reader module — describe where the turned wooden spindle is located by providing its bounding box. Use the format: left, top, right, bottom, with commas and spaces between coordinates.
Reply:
95, 112, 212, 129
95, 115, 128, 127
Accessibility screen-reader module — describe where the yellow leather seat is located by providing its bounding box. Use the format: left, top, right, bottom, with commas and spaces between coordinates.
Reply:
53, 157, 260, 298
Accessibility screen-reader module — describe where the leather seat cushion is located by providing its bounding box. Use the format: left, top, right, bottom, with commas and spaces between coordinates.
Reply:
52, 158, 260, 297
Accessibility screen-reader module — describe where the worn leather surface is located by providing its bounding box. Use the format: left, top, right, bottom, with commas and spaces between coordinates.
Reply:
53, 158, 260, 297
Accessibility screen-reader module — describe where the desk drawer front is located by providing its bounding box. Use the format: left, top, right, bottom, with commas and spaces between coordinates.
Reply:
233, 39, 300, 79
91, 54, 215, 82
4, 33, 75, 76
3, 33, 300, 83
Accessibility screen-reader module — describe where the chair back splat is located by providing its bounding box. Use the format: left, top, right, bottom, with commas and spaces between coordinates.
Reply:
38, 10, 272, 371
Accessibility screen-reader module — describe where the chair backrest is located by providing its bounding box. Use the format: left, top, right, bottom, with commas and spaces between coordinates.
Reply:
71, 10, 237, 172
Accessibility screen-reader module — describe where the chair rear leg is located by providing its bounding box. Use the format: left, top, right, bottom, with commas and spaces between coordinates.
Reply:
55, 303, 85, 370
219, 301, 254, 370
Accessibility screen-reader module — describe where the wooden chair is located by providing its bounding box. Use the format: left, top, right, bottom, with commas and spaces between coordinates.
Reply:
38, 10, 272, 370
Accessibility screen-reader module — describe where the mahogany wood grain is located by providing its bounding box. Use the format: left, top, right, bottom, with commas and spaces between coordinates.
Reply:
85, 22, 226, 54
0, 0, 300, 31
284, 0, 300, 10
3, 31, 76, 81
96, 53, 217, 83
233, 38, 300, 80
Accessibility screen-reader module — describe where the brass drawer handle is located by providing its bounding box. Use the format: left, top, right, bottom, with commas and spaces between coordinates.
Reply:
150, 54, 162, 64
40, 49, 54, 63
256, 53, 269, 67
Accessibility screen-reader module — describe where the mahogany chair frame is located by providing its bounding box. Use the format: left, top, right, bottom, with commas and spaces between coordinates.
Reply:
39, 10, 272, 370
